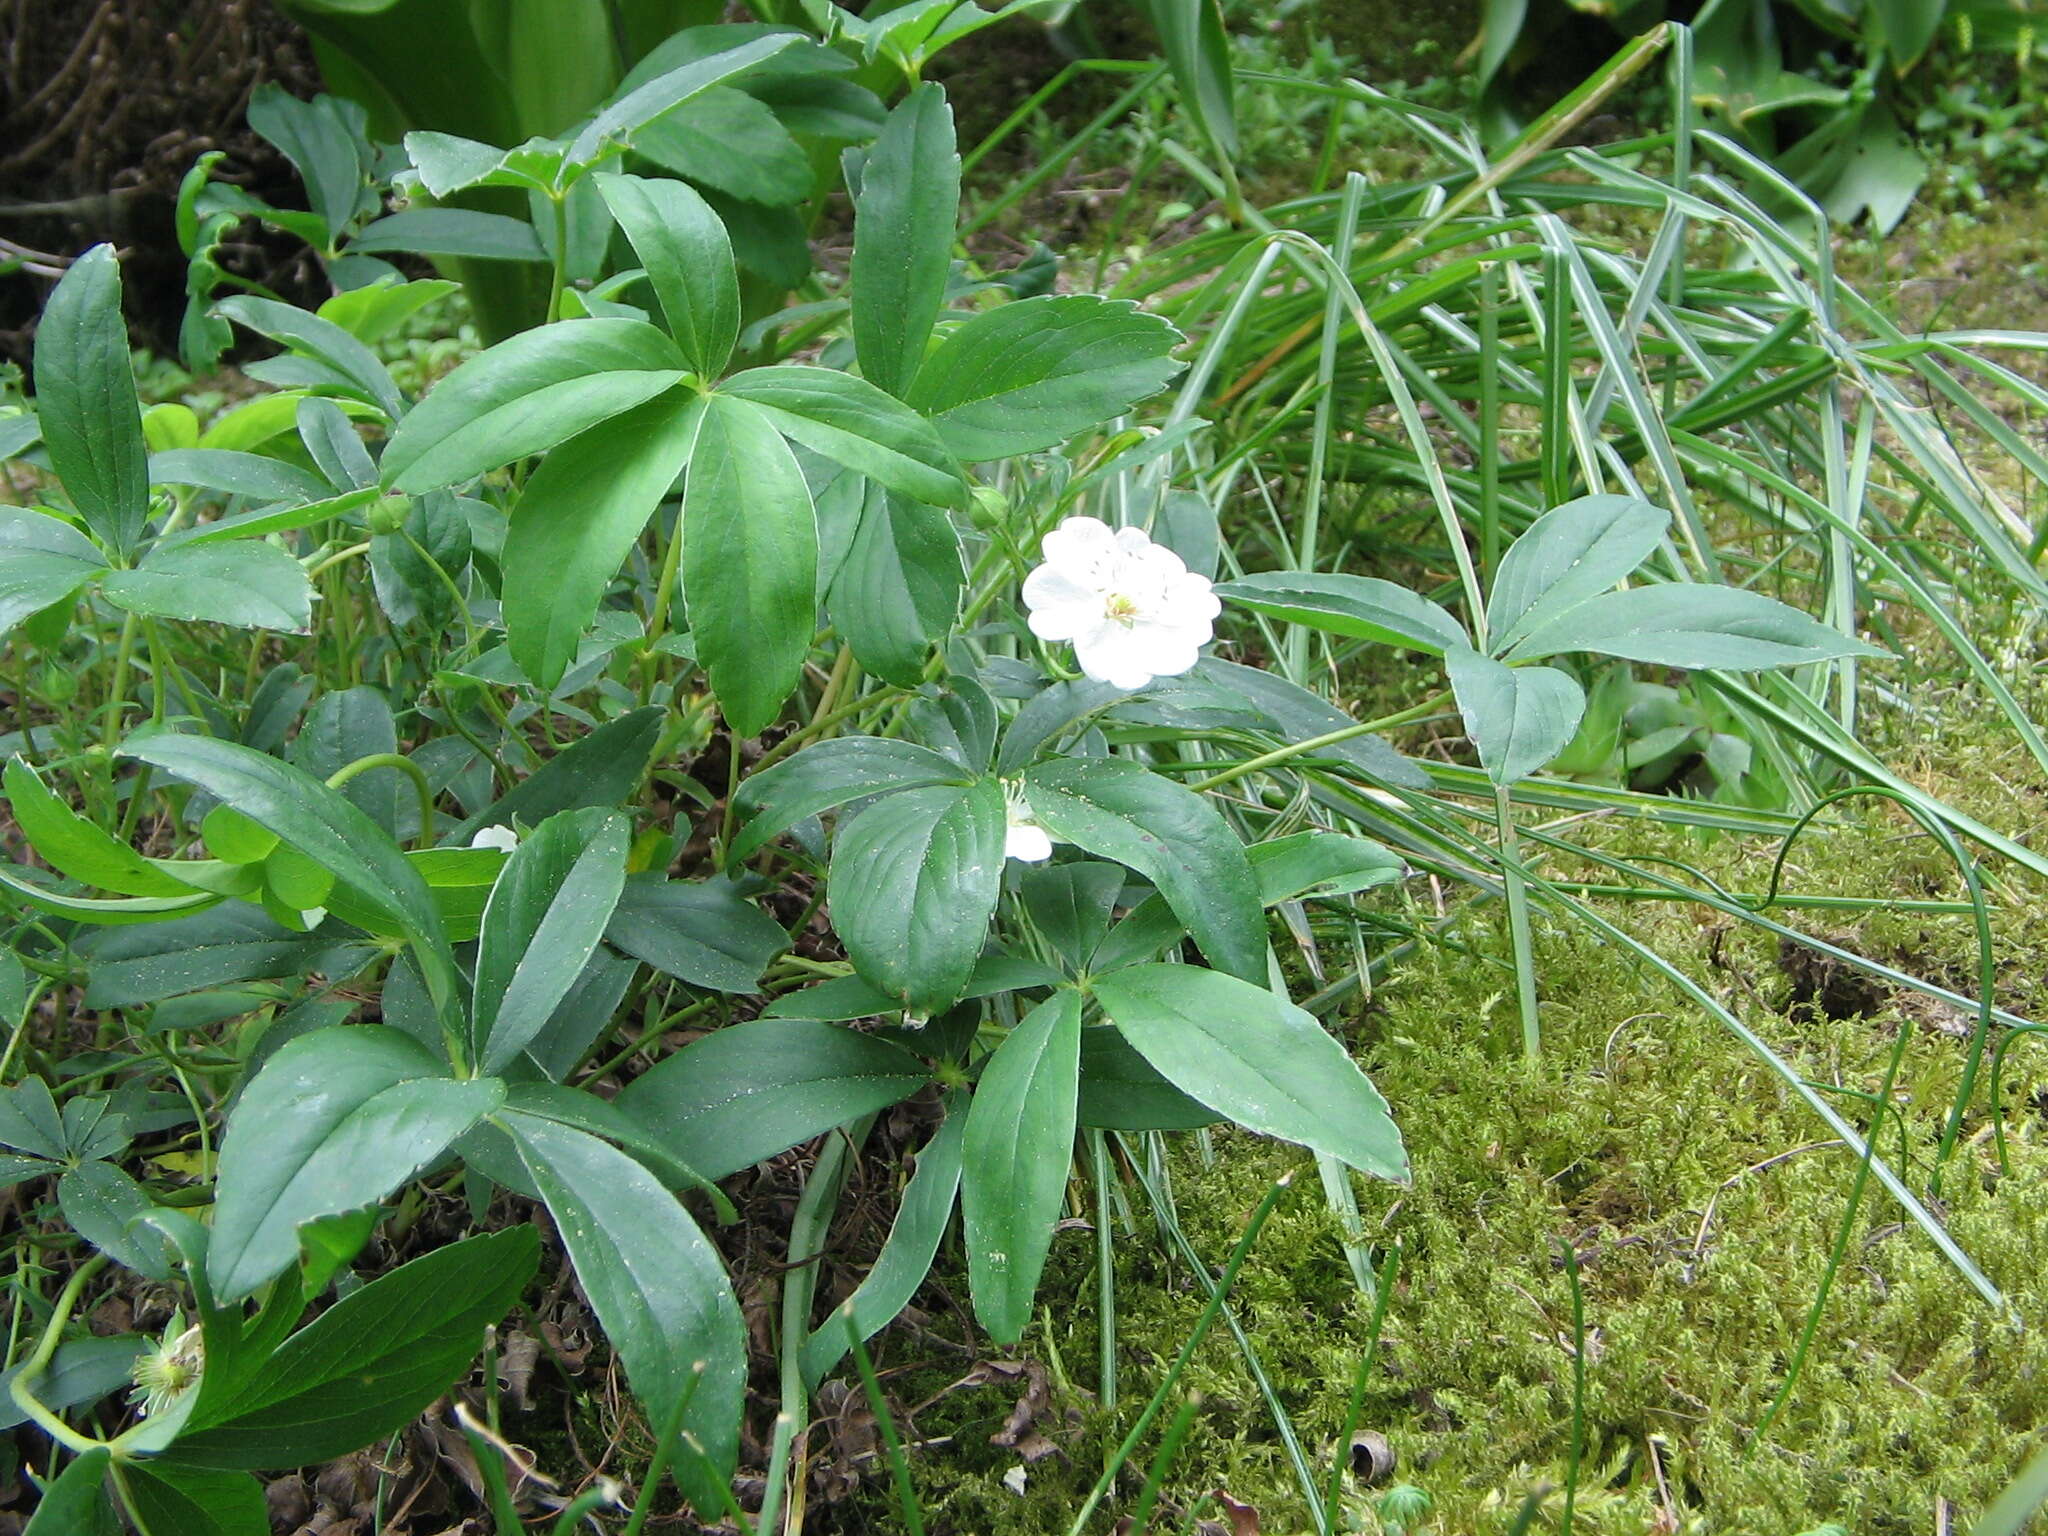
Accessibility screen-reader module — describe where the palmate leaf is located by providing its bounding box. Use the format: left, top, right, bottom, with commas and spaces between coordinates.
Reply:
509, 1115, 746, 1515
719, 366, 966, 508
851, 83, 958, 398
503, 392, 705, 691
1485, 493, 1668, 654
826, 483, 964, 686
681, 394, 817, 736
380, 317, 690, 493
961, 990, 1080, 1345
828, 781, 1005, 1014
33, 246, 149, 556
907, 295, 1184, 460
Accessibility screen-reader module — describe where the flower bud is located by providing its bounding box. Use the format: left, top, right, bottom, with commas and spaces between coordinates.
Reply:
367, 492, 411, 536
968, 485, 1009, 530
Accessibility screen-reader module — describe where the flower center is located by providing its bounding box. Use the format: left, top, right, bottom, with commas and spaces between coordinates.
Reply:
1103, 592, 1142, 626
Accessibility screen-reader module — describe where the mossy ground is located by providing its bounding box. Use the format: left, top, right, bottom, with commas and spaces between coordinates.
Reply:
844, 686, 2048, 1532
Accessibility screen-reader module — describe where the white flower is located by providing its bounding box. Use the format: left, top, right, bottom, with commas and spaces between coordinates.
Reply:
1021, 516, 1220, 691
1003, 780, 1052, 863
469, 825, 519, 853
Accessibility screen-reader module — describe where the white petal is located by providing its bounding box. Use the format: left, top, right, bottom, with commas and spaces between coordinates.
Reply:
1005, 822, 1054, 862
1027, 598, 1099, 642
1120, 621, 1204, 680
470, 826, 519, 852
1040, 516, 1117, 582
1166, 571, 1221, 621
1023, 564, 1099, 614
1071, 622, 1147, 690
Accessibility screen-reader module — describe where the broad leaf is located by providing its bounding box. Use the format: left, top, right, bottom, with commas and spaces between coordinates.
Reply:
348, 209, 548, 262
1215, 571, 1468, 656
829, 781, 1004, 1014
34, 246, 149, 555
118, 737, 447, 976
170, 1228, 537, 1469
148, 449, 331, 504
720, 366, 967, 507
681, 394, 817, 737
729, 736, 970, 864
1079, 1024, 1221, 1131
59, 1161, 172, 1279
119, 1465, 266, 1536
1023, 756, 1265, 983
216, 296, 403, 422
0, 506, 107, 637
448, 706, 664, 846
802, 1096, 965, 1385
1143, 0, 1238, 156
0, 1336, 144, 1432
595, 173, 738, 379
1486, 494, 1669, 653
509, 1115, 746, 1515
907, 295, 1183, 460
616, 1019, 929, 1181
827, 484, 964, 686
1096, 964, 1407, 1181
1016, 861, 1126, 972
567, 33, 802, 166
1509, 583, 1889, 669
1445, 648, 1587, 786
380, 318, 689, 493
635, 85, 814, 206
504, 392, 704, 690
473, 808, 630, 1073
1197, 659, 1430, 790
102, 541, 313, 633
22, 1446, 117, 1536
207, 1025, 499, 1300
604, 875, 788, 992
960, 990, 1081, 1344
850, 84, 958, 398
4, 757, 196, 897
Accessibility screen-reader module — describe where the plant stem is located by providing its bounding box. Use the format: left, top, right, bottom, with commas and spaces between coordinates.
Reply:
9, 1253, 109, 1456
326, 752, 437, 849
1186, 694, 1447, 795
1495, 783, 1542, 1061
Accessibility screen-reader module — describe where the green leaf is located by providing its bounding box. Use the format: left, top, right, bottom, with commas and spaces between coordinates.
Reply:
215, 296, 403, 422
1509, 584, 1889, 669
403, 132, 564, 200
102, 541, 313, 633
830, 781, 1004, 1014
720, 366, 966, 508
169, 1227, 537, 1470
119, 1465, 266, 1536
960, 989, 1080, 1345
59, 1161, 173, 1279
0, 1336, 144, 1432
801, 1095, 965, 1385
1078, 1024, 1220, 1131
0, 513, 106, 635
1142, 0, 1237, 157
23, 1446, 117, 1536
206, 1025, 500, 1300
4, 757, 196, 896
473, 808, 629, 1073
567, 33, 802, 167
504, 392, 704, 690
380, 317, 689, 493
729, 736, 969, 864
907, 295, 1184, 460
287, 687, 400, 834
1485, 494, 1668, 654
348, 209, 548, 262
1197, 659, 1430, 790
617, 1019, 929, 1182
147, 449, 332, 504
448, 706, 665, 846
595, 173, 738, 379
604, 875, 788, 992
1016, 861, 1126, 972
508, 1115, 746, 1515
247, 83, 372, 243
33, 246, 150, 555
1023, 756, 1265, 983
827, 484, 963, 686
681, 394, 817, 736
850, 83, 958, 398
1445, 648, 1587, 787
1214, 572, 1468, 656
634, 85, 814, 206
118, 736, 448, 973
1095, 964, 1408, 1181
761, 973, 901, 1022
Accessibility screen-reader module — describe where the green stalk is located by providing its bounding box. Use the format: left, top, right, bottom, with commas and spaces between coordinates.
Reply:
1186, 694, 1447, 795
1323, 1245, 1401, 1534
1496, 783, 1542, 1062
326, 752, 437, 849
8, 1253, 109, 1456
